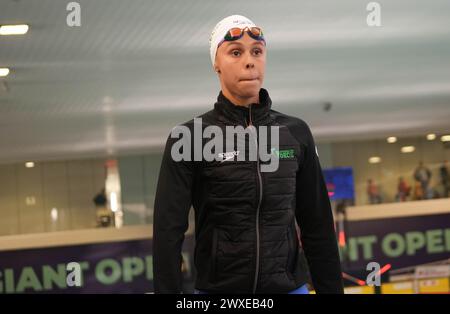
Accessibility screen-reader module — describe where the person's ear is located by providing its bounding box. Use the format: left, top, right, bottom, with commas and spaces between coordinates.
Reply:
214, 63, 221, 74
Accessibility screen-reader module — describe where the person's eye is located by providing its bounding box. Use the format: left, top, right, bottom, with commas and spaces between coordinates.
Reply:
231, 49, 241, 57
253, 48, 263, 56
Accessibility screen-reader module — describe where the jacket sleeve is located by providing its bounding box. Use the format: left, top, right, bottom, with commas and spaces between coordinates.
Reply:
294, 120, 344, 294
152, 132, 194, 294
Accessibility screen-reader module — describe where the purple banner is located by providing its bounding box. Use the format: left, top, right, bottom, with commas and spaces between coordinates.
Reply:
0, 236, 195, 294
341, 213, 450, 273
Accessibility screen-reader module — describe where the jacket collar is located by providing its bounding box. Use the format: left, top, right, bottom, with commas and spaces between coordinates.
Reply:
214, 88, 273, 126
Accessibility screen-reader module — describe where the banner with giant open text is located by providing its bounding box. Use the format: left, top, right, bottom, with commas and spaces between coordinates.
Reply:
0, 237, 195, 294
340, 212, 450, 277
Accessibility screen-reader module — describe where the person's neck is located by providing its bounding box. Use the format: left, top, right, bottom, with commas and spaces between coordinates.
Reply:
222, 88, 259, 107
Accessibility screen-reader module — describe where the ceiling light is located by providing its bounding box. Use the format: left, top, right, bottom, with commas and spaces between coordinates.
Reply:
0, 68, 10, 77
387, 137, 397, 143
368, 156, 381, 164
441, 135, 450, 142
0, 24, 29, 35
25, 162, 35, 168
426, 133, 436, 141
401, 146, 415, 153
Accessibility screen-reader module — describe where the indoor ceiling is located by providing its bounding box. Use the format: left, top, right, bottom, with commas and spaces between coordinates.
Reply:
1, 0, 450, 163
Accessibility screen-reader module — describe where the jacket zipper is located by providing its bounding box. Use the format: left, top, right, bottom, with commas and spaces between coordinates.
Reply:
246, 104, 263, 294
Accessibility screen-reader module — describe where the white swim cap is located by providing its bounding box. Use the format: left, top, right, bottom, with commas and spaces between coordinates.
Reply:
209, 15, 260, 68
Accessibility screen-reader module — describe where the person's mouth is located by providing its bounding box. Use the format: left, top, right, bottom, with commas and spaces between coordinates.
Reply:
239, 77, 259, 82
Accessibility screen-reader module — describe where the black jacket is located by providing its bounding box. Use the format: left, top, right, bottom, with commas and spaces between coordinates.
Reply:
153, 88, 343, 294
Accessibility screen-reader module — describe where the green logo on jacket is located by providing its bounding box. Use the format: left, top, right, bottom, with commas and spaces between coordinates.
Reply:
271, 148, 295, 159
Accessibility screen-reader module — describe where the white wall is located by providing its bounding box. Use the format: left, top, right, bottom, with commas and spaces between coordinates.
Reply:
0, 159, 106, 236
1, 135, 448, 236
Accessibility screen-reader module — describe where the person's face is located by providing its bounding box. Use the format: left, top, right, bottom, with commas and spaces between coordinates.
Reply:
215, 32, 266, 99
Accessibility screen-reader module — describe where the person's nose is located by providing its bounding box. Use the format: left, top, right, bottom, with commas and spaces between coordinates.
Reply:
246, 62, 254, 69
243, 51, 255, 69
